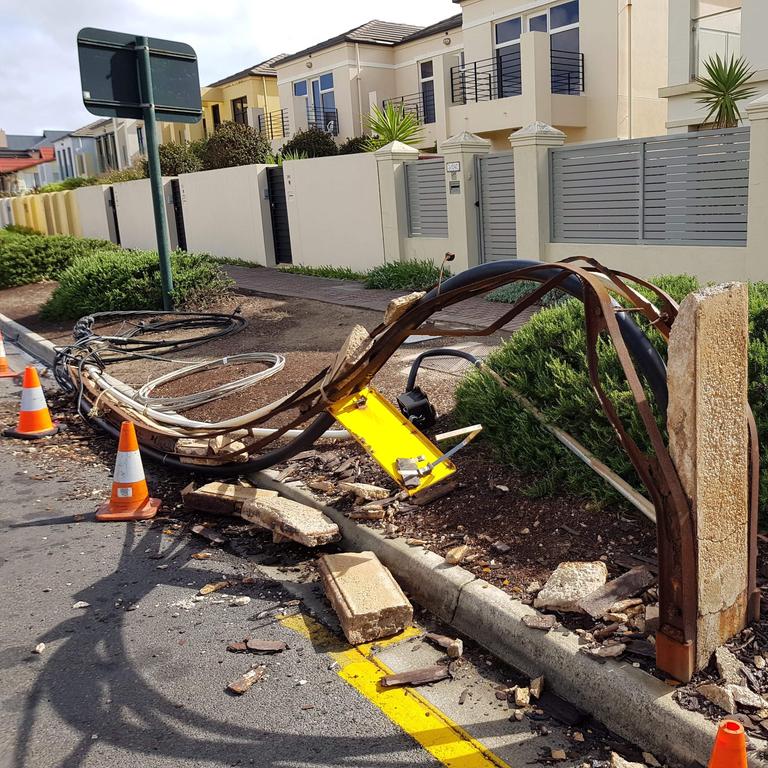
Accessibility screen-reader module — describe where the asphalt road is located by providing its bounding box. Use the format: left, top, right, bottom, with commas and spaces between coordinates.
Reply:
0, 341, 639, 768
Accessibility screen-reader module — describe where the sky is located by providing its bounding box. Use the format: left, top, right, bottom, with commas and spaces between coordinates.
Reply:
0, 0, 454, 136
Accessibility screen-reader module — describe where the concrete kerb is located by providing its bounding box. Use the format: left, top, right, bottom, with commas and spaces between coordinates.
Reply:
0, 313, 756, 767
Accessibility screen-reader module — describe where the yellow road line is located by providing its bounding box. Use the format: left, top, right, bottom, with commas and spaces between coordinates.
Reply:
281, 613, 511, 768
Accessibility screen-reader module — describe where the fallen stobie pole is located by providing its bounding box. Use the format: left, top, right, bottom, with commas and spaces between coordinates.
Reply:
482, 366, 656, 524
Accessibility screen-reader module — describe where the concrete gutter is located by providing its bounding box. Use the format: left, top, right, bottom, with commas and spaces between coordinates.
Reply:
0, 312, 755, 766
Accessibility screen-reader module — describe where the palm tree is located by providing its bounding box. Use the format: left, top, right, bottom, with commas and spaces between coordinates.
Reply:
695, 54, 757, 129
364, 103, 424, 151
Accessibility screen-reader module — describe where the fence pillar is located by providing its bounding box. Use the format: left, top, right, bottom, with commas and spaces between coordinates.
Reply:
520, 32, 552, 126
746, 95, 768, 269
509, 121, 565, 261
667, 283, 751, 671
375, 140, 419, 263
440, 131, 491, 272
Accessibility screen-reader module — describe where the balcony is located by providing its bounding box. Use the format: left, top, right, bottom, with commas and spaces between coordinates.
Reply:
258, 109, 290, 141
691, 9, 741, 78
307, 107, 339, 136
383, 92, 436, 125
450, 51, 522, 104
550, 49, 584, 94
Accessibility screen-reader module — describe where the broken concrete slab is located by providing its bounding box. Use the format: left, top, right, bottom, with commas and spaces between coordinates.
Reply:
522, 613, 558, 631
715, 646, 746, 685
729, 684, 768, 709
381, 665, 450, 688
610, 753, 645, 768
530, 675, 544, 700
383, 291, 426, 325
227, 665, 266, 695
577, 566, 655, 619
698, 683, 737, 714
190, 524, 226, 545
182, 482, 278, 517
317, 551, 413, 645
239, 496, 340, 547
424, 632, 463, 659
534, 561, 608, 612
338, 482, 391, 501
445, 545, 469, 565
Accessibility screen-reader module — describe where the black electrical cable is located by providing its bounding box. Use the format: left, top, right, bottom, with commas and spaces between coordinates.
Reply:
406, 348, 481, 393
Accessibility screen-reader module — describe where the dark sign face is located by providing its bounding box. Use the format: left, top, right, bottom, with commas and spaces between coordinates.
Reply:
77, 27, 202, 123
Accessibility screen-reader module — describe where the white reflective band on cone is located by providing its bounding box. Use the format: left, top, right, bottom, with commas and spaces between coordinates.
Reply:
20, 386, 47, 413
0, 338, 6, 357
113, 450, 145, 484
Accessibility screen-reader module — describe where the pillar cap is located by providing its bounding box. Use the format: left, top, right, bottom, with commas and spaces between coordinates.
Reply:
374, 140, 420, 160
746, 93, 768, 120
509, 121, 566, 147
440, 131, 492, 151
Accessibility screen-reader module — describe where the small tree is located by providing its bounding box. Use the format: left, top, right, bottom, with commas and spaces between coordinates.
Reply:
696, 54, 757, 129
280, 127, 338, 158
201, 121, 271, 170
158, 141, 204, 175
364, 103, 423, 151
338, 136, 369, 155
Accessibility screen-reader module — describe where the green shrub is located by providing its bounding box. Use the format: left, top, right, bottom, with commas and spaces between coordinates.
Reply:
486, 280, 568, 309
0, 232, 119, 289
281, 127, 338, 159
41, 250, 234, 320
365, 259, 448, 292
36, 177, 96, 194
97, 161, 148, 184
202, 121, 271, 170
158, 141, 204, 175
279, 264, 366, 280
338, 136, 369, 155
3, 224, 39, 236
456, 273, 768, 514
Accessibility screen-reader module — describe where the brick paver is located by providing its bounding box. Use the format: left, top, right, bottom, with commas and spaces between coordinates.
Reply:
226, 266, 533, 332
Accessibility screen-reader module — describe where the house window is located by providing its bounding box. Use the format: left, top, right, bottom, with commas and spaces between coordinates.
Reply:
293, 80, 307, 97
66, 148, 74, 178
309, 72, 337, 134
137, 126, 145, 155
529, 14, 548, 32
419, 60, 436, 124
232, 96, 248, 125
692, 1, 741, 78
549, 0, 581, 94
212, 104, 221, 129
494, 16, 522, 98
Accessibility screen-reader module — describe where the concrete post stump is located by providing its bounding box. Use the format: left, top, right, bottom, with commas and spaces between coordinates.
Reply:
667, 283, 750, 670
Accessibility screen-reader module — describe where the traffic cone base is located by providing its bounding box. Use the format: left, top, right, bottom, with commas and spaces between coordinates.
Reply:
97, 421, 161, 523
708, 719, 747, 768
96, 496, 161, 522
4, 367, 58, 439
0, 332, 19, 378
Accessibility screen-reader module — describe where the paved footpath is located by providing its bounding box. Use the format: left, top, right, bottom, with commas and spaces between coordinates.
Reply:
226, 266, 535, 332
0, 340, 635, 768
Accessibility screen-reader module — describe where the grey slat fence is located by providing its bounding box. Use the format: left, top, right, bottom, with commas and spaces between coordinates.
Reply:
550, 126, 750, 246
477, 152, 516, 261
405, 159, 449, 238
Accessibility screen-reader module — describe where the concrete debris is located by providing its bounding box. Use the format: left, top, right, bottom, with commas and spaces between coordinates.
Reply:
603, 612, 629, 624
424, 633, 463, 659
593, 623, 620, 641
227, 665, 266, 695
534, 561, 608, 613
199, 581, 231, 596
230, 596, 251, 607
572, 731, 585, 743
698, 682, 737, 714
348, 508, 386, 521
526, 581, 542, 594
522, 613, 558, 631
729, 684, 768, 709
610, 753, 646, 768
32, 643, 45, 654
492, 541, 511, 554
405, 538, 427, 547
191, 552, 212, 560
755, 655, 767, 670
339, 482, 391, 501
642, 752, 661, 767
383, 291, 426, 325
72, 601, 90, 609
586, 643, 626, 659
191, 524, 227, 545
550, 748, 567, 761
511, 709, 525, 721
239, 495, 340, 547
308, 480, 336, 494
381, 664, 451, 688
246, 639, 288, 654
317, 551, 413, 645
609, 597, 644, 614
183, 482, 278, 516
644, 604, 660, 634
514, 686, 531, 707
445, 545, 470, 565
715, 646, 746, 686
577, 566, 654, 618
530, 675, 544, 700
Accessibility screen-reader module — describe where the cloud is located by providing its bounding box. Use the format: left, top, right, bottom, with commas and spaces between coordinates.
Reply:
0, 0, 453, 134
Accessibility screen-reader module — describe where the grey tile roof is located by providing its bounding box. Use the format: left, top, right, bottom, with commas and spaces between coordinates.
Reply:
277, 20, 424, 65
206, 54, 288, 88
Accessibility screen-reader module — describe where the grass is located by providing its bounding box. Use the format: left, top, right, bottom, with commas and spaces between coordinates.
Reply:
278, 264, 367, 281
211, 256, 264, 269
486, 280, 568, 309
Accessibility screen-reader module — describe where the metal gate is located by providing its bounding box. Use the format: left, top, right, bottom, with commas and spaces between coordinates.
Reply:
170, 179, 187, 251
477, 152, 516, 261
267, 166, 292, 264
107, 186, 121, 245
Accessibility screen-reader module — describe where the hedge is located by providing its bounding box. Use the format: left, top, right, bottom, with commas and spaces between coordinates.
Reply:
455, 274, 768, 515
0, 231, 119, 289
40, 249, 234, 320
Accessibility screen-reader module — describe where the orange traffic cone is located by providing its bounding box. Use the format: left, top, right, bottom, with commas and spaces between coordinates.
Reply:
708, 719, 748, 768
0, 331, 19, 379
96, 421, 161, 522
3, 367, 58, 439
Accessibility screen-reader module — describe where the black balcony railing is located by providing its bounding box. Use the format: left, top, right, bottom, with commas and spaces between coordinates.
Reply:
551, 49, 584, 94
258, 109, 289, 140
383, 91, 436, 125
307, 107, 339, 136
450, 50, 522, 104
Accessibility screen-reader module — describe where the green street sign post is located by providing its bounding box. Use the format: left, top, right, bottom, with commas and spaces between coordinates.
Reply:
76, 28, 203, 310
